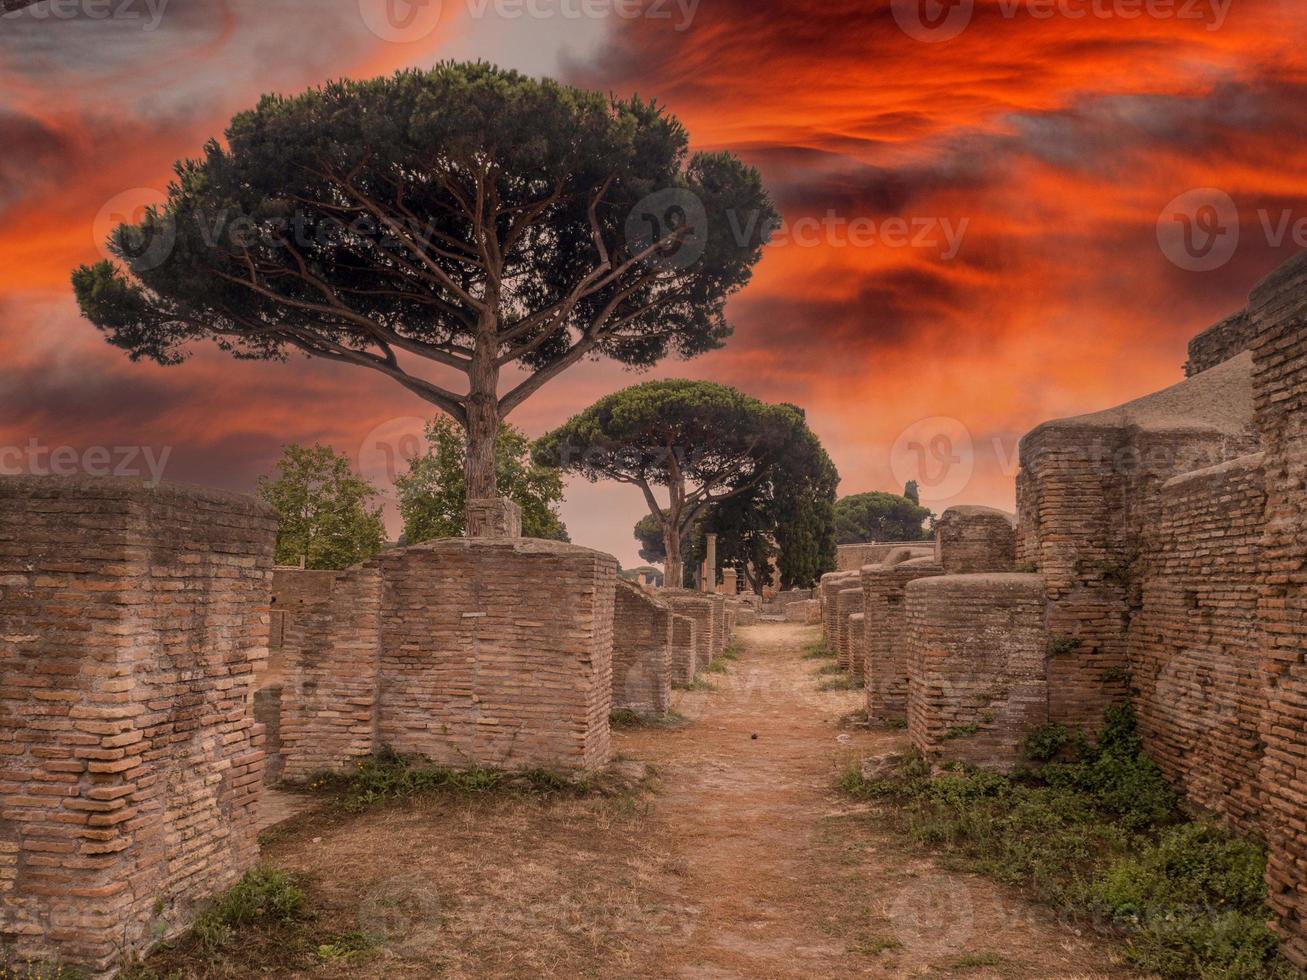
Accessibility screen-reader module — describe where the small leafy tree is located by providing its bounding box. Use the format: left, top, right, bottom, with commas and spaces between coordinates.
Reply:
74, 63, 776, 510
396, 416, 567, 542
834, 491, 933, 544
257, 443, 387, 569
536, 380, 833, 587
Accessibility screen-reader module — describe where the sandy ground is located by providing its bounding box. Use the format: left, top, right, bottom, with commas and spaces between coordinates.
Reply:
215, 623, 1138, 979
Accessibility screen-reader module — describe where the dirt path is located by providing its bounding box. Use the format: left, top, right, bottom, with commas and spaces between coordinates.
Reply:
220, 623, 1137, 980
611, 623, 1134, 979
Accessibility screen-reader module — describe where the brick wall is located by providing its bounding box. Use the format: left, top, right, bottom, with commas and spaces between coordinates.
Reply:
1186, 310, 1256, 377
375, 539, 617, 773
862, 557, 945, 723
935, 506, 1016, 574
669, 614, 697, 686
1128, 453, 1267, 835
272, 566, 382, 782
709, 594, 727, 660
819, 571, 859, 650
1249, 251, 1307, 966
1016, 354, 1261, 731
836, 541, 932, 572
661, 592, 714, 671
0, 477, 274, 976
906, 574, 1048, 771
784, 599, 820, 624
835, 588, 861, 671
848, 613, 865, 679
613, 580, 672, 716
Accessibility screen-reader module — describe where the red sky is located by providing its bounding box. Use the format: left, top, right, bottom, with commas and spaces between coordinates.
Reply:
2, 0, 1305, 566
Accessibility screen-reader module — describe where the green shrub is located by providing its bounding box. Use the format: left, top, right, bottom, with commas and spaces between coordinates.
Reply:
837, 704, 1303, 979
191, 868, 309, 951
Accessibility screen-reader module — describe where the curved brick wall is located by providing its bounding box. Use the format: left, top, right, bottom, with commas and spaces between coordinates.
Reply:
835, 587, 861, 671
935, 506, 1016, 574
862, 557, 945, 723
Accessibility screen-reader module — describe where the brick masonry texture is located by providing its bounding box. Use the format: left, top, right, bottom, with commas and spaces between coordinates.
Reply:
1186, 309, 1256, 377
835, 588, 862, 671
784, 599, 820, 624
660, 591, 714, 671
465, 496, 523, 538
1249, 251, 1307, 966
710, 594, 728, 660
270, 538, 619, 779
818, 571, 860, 650
906, 574, 1048, 772
848, 614, 865, 678
0, 477, 275, 976
669, 614, 697, 686
836, 541, 933, 572
612, 580, 672, 717
1015, 353, 1261, 731
862, 557, 945, 723
1129, 453, 1267, 835
935, 506, 1017, 574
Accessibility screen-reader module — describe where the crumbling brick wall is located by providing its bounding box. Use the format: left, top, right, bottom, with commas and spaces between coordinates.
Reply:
1186, 310, 1255, 377
836, 541, 932, 571
835, 587, 861, 671
784, 599, 820, 624
1249, 251, 1307, 967
0, 477, 274, 976
1128, 453, 1267, 835
848, 613, 865, 679
862, 557, 945, 723
906, 574, 1048, 772
1016, 355, 1261, 732
935, 506, 1016, 574
669, 614, 697, 686
710, 594, 728, 660
819, 571, 859, 650
613, 580, 672, 716
662, 591, 714, 670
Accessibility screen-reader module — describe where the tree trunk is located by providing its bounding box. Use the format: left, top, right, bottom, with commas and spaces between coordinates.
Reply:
465, 328, 501, 501
663, 521, 683, 589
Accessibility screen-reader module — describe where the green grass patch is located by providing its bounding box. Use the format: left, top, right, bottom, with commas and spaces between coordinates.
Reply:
702, 659, 730, 674
818, 674, 863, 692
674, 676, 714, 692
802, 640, 836, 660
610, 709, 687, 730
848, 934, 903, 956
0, 963, 93, 980
840, 703, 1306, 980
952, 951, 1005, 969
313, 748, 591, 812
190, 868, 310, 952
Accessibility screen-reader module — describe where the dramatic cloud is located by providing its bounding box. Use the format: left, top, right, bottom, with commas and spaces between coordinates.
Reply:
2, 0, 1306, 564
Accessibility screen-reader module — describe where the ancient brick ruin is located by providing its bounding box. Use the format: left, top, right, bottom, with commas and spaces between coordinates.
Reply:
613, 580, 673, 717
0, 478, 275, 975
826, 250, 1307, 964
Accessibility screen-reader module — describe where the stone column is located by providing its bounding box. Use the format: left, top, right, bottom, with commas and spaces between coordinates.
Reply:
705, 533, 718, 593
700, 560, 710, 592
722, 567, 738, 595
466, 496, 523, 538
